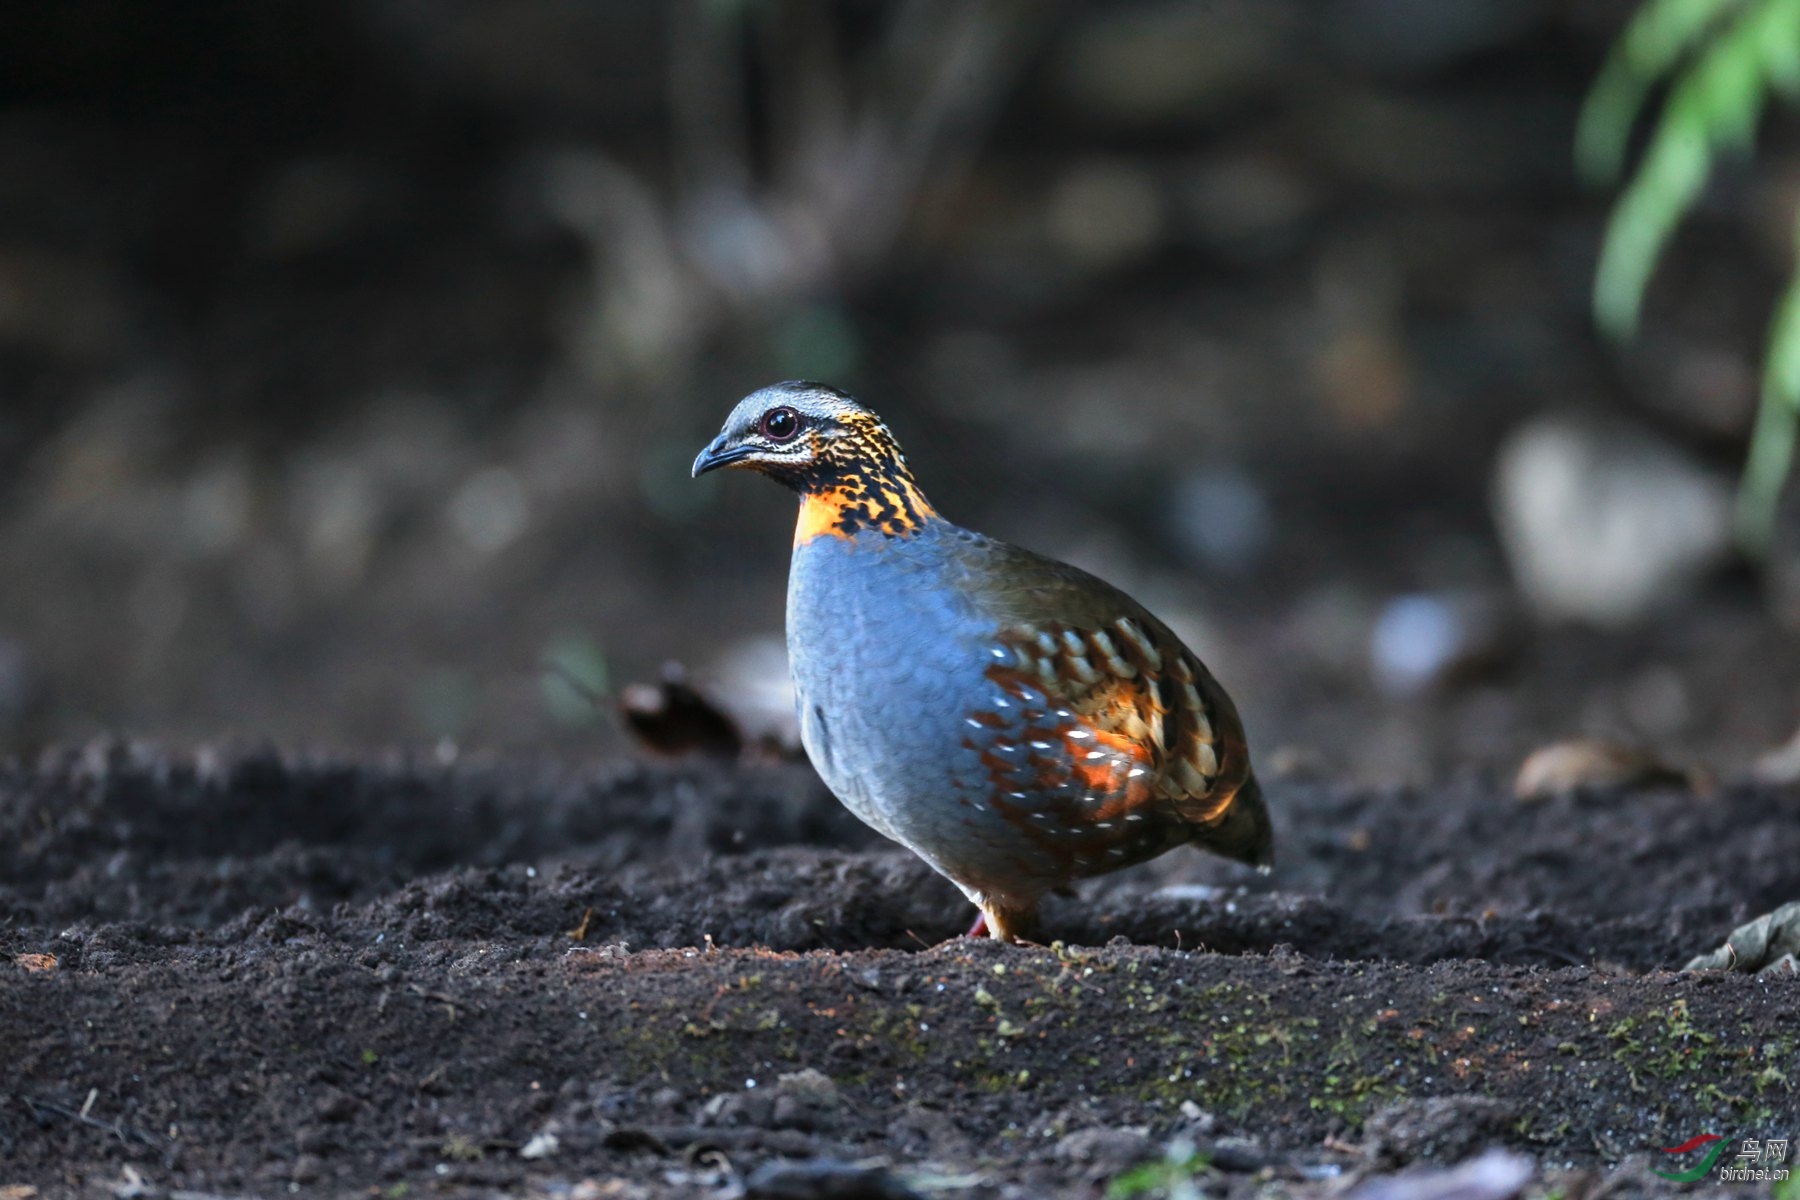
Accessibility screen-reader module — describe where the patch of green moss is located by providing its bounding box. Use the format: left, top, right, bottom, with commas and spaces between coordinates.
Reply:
583, 954, 1800, 1154
1601, 1003, 1797, 1128
1607, 1000, 1716, 1080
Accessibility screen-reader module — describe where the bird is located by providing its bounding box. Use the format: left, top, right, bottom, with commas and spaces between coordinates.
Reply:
692, 381, 1272, 942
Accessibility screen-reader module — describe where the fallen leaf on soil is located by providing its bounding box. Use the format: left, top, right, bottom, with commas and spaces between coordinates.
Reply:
0, 1186, 40, 1199
13, 953, 56, 973
1513, 738, 1688, 803
1683, 900, 1800, 977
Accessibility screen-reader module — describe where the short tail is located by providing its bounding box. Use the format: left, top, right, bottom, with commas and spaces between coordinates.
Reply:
1195, 772, 1274, 870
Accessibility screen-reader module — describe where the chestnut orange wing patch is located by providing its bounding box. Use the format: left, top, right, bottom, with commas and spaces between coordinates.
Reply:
981, 617, 1248, 826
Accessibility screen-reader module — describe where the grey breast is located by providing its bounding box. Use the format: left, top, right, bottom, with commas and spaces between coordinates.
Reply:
786, 527, 995, 857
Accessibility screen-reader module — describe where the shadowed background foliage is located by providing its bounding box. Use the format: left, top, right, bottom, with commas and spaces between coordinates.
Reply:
0, 0, 1795, 782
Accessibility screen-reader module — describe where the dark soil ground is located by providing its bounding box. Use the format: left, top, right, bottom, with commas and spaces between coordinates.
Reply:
3, 744, 1797, 1198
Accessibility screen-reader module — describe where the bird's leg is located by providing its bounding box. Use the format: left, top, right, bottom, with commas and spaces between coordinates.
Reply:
966, 911, 988, 938
976, 900, 1038, 944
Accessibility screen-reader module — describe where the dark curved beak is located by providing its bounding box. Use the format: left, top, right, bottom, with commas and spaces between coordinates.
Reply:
691, 434, 753, 478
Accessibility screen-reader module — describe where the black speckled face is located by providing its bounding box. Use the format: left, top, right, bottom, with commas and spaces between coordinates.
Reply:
691, 381, 859, 482
692, 382, 938, 539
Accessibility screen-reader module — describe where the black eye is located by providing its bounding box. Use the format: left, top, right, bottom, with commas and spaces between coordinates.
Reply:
760, 406, 801, 442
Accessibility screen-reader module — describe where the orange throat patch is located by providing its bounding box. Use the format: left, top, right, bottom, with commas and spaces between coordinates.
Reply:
794, 478, 937, 545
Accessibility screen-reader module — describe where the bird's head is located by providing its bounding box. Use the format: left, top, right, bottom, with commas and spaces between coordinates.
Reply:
692, 381, 904, 491
693, 381, 938, 540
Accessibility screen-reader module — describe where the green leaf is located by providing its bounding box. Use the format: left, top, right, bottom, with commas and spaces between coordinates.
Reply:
1627, 0, 1746, 77
1592, 0, 1781, 339
1586, 0, 1800, 555
1577, 0, 1743, 185
1737, 224, 1800, 549
1755, 0, 1800, 94
1690, 4, 1776, 147
1593, 105, 1711, 339
1578, 55, 1657, 186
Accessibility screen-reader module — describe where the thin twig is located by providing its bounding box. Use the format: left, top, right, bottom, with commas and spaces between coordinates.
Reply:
15, 1092, 163, 1146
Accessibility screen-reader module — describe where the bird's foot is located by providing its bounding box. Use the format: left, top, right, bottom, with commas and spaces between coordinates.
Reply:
965, 903, 1039, 944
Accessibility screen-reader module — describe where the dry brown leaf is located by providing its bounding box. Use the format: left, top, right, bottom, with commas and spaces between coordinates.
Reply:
1513, 738, 1687, 803
0, 1186, 41, 1200
13, 953, 57, 974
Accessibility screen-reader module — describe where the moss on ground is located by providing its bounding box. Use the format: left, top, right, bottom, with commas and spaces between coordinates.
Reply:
568, 947, 1798, 1148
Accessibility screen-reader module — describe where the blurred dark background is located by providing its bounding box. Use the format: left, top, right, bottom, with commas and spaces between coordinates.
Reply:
0, 0, 1795, 782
